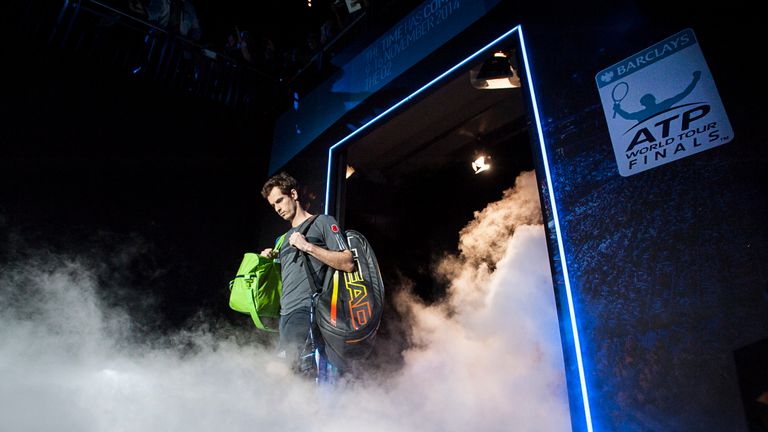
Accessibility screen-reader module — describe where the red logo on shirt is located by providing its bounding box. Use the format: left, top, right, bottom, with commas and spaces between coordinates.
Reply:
331, 224, 339, 232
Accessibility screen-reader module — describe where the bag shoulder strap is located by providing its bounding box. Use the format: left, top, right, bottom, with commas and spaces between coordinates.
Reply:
295, 215, 324, 294
290, 215, 319, 263
274, 233, 286, 252
299, 215, 319, 235
301, 252, 321, 294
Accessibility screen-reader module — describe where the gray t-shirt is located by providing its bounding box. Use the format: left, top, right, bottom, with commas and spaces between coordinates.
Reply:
276, 215, 348, 315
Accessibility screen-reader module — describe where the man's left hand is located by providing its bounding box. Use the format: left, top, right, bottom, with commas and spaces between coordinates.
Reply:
289, 232, 310, 252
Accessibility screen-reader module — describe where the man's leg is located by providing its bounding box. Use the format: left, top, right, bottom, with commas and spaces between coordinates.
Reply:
277, 307, 311, 371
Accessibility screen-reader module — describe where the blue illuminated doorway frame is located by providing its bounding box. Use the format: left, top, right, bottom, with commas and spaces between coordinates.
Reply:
323, 26, 594, 432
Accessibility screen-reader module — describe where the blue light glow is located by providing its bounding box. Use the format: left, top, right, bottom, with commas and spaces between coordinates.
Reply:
324, 25, 521, 213
323, 25, 594, 432
517, 27, 594, 432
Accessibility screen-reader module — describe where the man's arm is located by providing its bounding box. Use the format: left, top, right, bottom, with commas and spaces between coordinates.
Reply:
289, 232, 355, 273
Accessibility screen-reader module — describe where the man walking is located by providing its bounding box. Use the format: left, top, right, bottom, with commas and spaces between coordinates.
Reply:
260, 172, 354, 372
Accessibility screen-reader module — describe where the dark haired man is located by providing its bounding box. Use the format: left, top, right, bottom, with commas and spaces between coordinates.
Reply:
260, 172, 354, 373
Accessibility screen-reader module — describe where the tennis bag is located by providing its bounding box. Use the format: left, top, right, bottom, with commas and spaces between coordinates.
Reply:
228, 235, 285, 331
314, 230, 384, 368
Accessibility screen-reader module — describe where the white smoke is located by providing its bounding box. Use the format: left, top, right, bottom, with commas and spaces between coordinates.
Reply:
379, 170, 571, 431
0, 171, 570, 431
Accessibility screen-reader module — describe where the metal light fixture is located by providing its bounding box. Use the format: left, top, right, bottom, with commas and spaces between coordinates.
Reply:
472, 155, 491, 174
470, 51, 520, 89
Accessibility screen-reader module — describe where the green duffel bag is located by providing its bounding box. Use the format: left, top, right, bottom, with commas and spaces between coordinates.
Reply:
228, 235, 285, 331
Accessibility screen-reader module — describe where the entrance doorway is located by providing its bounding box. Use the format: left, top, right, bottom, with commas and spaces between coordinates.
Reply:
333, 44, 534, 302
322, 28, 584, 430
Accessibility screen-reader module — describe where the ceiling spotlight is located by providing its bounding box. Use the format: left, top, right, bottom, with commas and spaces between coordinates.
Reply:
345, 165, 356, 179
472, 156, 491, 174
470, 51, 520, 89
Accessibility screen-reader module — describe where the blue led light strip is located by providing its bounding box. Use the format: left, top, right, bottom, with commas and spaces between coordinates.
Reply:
324, 25, 521, 212
517, 27, 594, 432
324, 25, 594, 432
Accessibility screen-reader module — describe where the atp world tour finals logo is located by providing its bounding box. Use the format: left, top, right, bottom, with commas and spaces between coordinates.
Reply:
596, 28, 733, 176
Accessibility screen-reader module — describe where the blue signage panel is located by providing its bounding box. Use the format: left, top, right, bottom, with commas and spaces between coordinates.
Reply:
270, 0, 500, 173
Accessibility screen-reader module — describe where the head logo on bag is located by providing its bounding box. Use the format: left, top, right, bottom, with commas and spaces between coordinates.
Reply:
315, 230, 384, 367
329, 256, 373, 329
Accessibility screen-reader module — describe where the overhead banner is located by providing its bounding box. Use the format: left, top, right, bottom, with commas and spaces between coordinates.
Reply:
270, 0, 501, 173
595, 28, 733, 176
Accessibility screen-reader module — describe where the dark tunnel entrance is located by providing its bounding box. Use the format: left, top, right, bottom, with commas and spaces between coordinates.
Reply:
334, 47, 537, 302
322, 33, 575, 428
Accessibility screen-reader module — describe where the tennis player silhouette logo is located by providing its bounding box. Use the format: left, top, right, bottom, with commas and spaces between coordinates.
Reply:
612, 70, 702, 123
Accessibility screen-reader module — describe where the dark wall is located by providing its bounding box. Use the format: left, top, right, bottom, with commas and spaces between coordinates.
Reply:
523, 4, 768, 431
1, 3, 275, 332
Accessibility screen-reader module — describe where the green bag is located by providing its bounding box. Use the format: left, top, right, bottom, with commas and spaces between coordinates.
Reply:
228, 235, 285, 331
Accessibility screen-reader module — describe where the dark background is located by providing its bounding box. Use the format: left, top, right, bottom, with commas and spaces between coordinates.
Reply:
0, 0, 410, 331
0, 0, 428, 332
0, 43, 260, 330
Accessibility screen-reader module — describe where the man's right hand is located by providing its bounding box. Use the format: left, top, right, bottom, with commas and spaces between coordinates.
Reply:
260, 248, 275, 258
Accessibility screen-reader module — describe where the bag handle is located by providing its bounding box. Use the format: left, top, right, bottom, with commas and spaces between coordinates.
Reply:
274, 233, 286, 253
